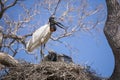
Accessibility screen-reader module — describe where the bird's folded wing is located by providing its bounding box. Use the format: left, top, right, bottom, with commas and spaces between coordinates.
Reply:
26, 24, 51, 52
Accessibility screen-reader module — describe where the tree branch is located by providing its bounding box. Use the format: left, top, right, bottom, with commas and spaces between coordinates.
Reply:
3, 33, 33, 48
4, 0, 18, 10
0, 52, 18, 67
0, 0, 18, 19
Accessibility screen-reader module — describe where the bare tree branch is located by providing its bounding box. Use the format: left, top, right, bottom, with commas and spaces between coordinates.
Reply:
2, 33, 32, 53
0, 0, 18, 19
0, 52, 18, 67
5, 0, 18, 10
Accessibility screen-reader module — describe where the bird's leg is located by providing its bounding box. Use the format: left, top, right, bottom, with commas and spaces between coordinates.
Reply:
40, 44, 45, 61
43, 44, 45, 50
40, 45, 43, 60
42, 44, 45, 58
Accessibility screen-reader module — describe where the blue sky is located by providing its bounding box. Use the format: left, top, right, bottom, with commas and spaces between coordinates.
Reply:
0, 0, 114, 78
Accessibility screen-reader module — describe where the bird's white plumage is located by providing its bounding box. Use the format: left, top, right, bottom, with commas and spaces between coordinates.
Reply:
26, 23, 52, 52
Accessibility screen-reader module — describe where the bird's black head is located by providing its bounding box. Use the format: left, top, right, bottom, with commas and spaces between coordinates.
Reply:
49, 16, 55, 23
48, 50, 57, 61
49, 16, 57, 32
49, 16, 65, 32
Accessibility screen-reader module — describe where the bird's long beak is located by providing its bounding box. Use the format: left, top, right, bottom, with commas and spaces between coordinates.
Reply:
54, 21, 65, 29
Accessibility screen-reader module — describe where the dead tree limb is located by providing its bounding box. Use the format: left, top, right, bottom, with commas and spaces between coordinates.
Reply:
0, 52, 18, 67
0, 0, 18, 19
3, 33, 32, 46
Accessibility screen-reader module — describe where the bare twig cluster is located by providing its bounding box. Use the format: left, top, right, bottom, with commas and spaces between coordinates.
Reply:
0, 0, 40, 57
0, 0, 18, 19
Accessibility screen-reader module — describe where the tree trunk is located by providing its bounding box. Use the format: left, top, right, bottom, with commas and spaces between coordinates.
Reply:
104, 0, 120, 80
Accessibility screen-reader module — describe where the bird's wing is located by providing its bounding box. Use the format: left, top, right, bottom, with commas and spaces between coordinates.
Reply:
26, 24, 52, 52
32, 24, 50, 43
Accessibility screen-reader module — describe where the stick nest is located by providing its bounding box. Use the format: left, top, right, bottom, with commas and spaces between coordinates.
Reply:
1, 61, 103, 80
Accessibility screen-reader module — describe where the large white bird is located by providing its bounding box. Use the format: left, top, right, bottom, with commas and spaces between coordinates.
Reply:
26, 24, 52, 52
26, 16, 65, 58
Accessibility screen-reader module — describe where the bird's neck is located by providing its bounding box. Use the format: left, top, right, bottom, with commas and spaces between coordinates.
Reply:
49, 23, 56, 32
